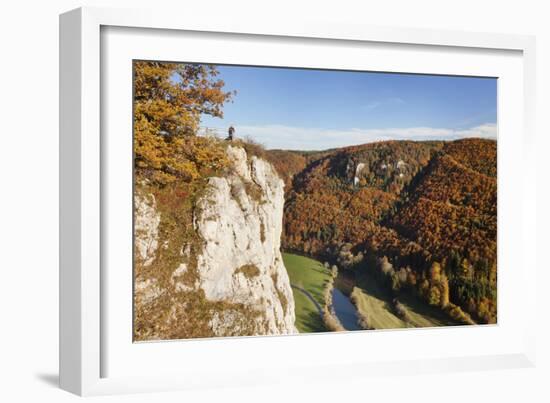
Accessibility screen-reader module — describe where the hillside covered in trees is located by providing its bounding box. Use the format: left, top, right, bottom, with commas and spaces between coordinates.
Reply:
277, 138, 497, 325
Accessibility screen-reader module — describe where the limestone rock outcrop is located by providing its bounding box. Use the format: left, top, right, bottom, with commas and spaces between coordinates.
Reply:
134, 146, 297, 339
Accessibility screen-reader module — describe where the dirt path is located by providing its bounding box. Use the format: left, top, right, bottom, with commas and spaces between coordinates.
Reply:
290, 283, 324, 317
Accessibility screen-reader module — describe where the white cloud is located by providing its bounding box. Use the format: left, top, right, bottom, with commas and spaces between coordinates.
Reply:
362, 97, 405, 111
236, 123, 497, 150
363, 101, 381, 111
454, 123, 498, 139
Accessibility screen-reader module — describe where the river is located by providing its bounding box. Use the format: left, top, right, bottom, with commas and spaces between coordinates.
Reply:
330, 269, 361, 330
331, 287, 361, 331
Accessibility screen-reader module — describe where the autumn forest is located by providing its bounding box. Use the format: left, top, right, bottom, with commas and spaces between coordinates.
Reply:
277, 137, 497, 325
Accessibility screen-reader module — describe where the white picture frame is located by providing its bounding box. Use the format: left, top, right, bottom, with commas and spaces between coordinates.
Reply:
59, 6, 537, 396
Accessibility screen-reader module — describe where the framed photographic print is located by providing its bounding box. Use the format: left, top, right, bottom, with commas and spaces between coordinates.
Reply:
60, 7, 537, 396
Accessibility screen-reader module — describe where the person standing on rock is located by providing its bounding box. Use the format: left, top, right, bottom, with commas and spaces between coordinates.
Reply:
227, 125, 235, 141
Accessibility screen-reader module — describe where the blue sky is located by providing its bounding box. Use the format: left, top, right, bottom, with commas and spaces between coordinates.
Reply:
199, 65, 497, 150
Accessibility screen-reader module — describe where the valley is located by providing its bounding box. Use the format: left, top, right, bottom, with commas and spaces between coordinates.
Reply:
273, 138, 496, 329
283, 252, 461, 332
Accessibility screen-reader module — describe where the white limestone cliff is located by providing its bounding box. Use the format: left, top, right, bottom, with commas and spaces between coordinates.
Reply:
135, 146, 297, 339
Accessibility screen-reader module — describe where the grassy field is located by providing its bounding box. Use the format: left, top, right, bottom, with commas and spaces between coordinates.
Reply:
398, 292, 459, 327
282, 253, 331, 333
352, 273, 409, 329
353, 271, 460, 329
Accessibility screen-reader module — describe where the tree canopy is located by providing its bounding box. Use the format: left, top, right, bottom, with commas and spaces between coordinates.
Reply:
133, 61, 235, 183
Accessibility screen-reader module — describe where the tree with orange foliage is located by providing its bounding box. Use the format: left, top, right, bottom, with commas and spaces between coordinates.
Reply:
134, 61, 235, 183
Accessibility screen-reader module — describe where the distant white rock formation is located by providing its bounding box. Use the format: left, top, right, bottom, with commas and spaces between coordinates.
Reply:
354, 162, 366, 186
